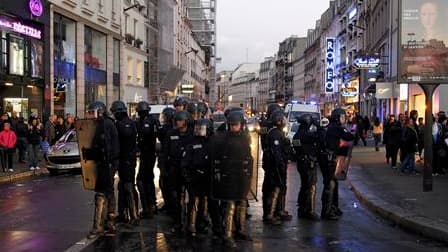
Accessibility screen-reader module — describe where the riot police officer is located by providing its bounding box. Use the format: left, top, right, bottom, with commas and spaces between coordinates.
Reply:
293, 114, 320, 220
110, 101, 139, 225
84, 101, 120, 239
174, 96, 188, 112
157, 107, 176, 212
262, 110, 293, 225
320, 108, 354, 220
210, 111, 253, 248
260, 103, 282, 217
135, 101, 159, 219
159, 110, 193, 233
182, 103, 212, 237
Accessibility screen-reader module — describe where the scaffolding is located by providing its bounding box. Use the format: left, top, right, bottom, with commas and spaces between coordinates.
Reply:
186, 0, 216, 101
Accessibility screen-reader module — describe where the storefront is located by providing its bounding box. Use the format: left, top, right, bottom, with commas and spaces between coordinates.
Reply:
0, 0, 50, 120
341, 78, 359, 116
123, 85, 148, 117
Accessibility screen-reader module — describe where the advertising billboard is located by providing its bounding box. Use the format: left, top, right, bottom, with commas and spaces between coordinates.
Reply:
400, 0, 448, 83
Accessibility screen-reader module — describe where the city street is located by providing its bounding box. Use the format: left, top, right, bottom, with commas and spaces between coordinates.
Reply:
0, 147, 446, 251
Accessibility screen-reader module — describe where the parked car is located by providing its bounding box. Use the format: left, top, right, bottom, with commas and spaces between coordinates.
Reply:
46, 129, 81, 175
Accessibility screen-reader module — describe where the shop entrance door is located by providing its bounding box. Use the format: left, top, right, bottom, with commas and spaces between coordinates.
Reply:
4, 98, 29, 119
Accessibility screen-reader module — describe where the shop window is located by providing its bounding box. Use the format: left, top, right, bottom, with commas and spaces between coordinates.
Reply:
9, 35, 24, 76
1, 31, 7, 72
54, 14, 77, 116
136, 59, 143, 85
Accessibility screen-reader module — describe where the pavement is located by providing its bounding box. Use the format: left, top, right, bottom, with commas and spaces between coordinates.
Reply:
348, 145, 448, 243
0, 157, 49, 184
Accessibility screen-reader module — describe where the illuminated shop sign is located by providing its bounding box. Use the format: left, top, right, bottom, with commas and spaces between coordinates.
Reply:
353, 56, 380, 69
29, 0, 43, 17
0, 17, 42, 39
325, 37, 335, 94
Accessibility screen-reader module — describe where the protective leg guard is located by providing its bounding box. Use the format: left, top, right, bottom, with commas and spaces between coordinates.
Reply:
304, 185, 320, 221
264, 188, 282, 225
125, 183, 139, 225
235, 200, 252, 241
88, 193, 106, 239
277, 194, 292, 221
187, 196, 200, 237
321, 180, 339, 220
223, 201, 237, 248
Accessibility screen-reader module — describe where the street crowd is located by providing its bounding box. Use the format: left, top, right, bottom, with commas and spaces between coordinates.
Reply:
0, 112, 75, 173
80, 97, 356, 249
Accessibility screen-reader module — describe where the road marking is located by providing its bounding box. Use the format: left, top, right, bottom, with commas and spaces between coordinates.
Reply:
65, 237, 97, 252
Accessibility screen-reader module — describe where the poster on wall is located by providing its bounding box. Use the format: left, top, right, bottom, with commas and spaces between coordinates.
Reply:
9, 36, 24, 76
31, 41, 43, 78
400, 0, 448, 83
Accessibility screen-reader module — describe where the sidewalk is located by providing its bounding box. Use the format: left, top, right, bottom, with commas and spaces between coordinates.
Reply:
0, 158, 48, 184
348, 146, 448, 243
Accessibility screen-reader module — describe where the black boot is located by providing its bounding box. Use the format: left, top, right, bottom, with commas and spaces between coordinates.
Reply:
263, 188, 282, 225
304, 185, 320, 221
235, 200, 252, 241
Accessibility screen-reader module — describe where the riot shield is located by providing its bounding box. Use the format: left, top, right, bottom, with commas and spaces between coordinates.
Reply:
75, 119, 98, 190
211, 157, 253, 201
248, 131, 259, 201
334, 141, 354, 180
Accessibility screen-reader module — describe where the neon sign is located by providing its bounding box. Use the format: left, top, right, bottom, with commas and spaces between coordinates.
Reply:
29, 0, 43, 17
354, 56, 380, 69
325, 37, 335, 94
0, 18, 42, 39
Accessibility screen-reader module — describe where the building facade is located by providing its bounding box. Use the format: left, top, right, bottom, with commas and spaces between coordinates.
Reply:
50, 0, 123, 118
259, 56, 275, 112
275, 36, 299, 104
215, 70, 231, 107
228, 63, 259, 109
0, 0, 51, 120
304, 23, 322, 106
291, 38, 307, 102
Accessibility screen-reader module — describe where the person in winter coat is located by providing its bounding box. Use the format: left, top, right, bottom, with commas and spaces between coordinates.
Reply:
0, 123, 17, 172
400, 118, 419, 174
384, 115, 402, 169
15, 117, 28, 163
372, 117, 383, 151
27, 118, 42, 171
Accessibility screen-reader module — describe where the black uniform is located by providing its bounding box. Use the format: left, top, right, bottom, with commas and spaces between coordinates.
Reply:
293, 116, 320, 219
135, 114, 159, 218
115, 116, 139, 224
160, 127, 194, 230
320, 116, 354, 220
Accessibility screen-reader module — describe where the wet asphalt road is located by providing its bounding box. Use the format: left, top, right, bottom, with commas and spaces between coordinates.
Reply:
0, 143, 447, 251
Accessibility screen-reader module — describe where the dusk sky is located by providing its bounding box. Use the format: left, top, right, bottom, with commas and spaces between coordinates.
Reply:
216, 0, 331, 71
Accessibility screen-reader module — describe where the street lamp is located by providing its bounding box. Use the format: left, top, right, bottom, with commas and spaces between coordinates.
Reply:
124, 2, 145, 13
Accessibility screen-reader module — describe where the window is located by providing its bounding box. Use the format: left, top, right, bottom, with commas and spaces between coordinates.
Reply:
136, 59, 143, 85
113, 39, 120, 99
84, 26, 107, 106
134, 19, 138, 38
0, 31, 7, 72
127, 56, 133, 82
9, 35, 24, 76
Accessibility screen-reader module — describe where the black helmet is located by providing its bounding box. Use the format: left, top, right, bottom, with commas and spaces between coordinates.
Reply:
87, 101, 107, 117
186, 102, 197, 114
298, 114, 313, 127
197, 102, 208, 116
160, 107, 176, 125
227, 111, 245, 125
330, 108, 346, 122
110, 101, 127, 114
270, 110, 285, 125
174, 96, 188, 107
174, 111, 189, 121
224, 106, 244, 119
136, 101, 151, 112
267, 103, 282, 118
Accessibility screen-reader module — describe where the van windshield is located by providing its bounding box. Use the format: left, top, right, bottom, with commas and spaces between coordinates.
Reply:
289, 112, 320, 123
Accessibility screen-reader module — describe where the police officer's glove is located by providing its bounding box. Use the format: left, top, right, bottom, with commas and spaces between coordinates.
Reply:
82, 147, 97, 160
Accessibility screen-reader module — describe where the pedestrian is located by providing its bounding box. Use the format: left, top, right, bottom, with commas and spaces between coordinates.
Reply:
15, 117, 28, 163
135, 101, 159, 219
400, 118, 419, 174
434, 114, 448, 175
209, 111, 253, 248
417, 117, 425, 161
44, 114, 57, 146
65, 113, 75, 130
384, 115, 402, 169
55, 115, 66, 141
0, 123, 17, 172
110, 101, 139, 226
83, 101, 120, 239
320, 108, 354, 220
10, 111, 19, 131
372, 117, 383, 151
293, 114, 320, 220
27, 118, 42, 171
